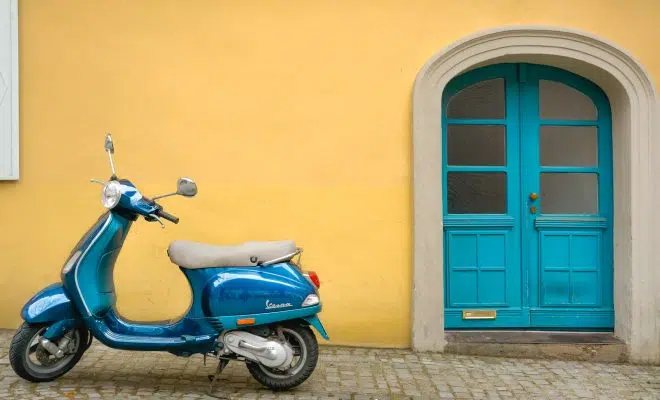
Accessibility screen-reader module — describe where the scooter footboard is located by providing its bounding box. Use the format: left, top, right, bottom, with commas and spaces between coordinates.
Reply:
21, 283, 79, 324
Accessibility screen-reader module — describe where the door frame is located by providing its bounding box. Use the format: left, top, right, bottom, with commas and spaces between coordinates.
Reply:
410, 26, 660, 363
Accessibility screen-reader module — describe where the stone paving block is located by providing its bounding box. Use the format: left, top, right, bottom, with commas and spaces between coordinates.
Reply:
1, 330, 660, 399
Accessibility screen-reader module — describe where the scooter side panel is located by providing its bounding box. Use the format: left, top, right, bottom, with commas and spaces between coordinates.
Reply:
214, 304, 322, 331
21, 283, 78, 323
193, 263, 317, 318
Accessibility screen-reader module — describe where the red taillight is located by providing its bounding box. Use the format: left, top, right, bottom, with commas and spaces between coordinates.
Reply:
307, 271, 320, 289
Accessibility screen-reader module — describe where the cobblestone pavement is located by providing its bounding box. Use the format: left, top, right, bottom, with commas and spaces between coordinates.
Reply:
0, 330, 659, 399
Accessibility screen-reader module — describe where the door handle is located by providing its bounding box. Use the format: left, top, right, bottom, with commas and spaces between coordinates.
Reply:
529, 192, 538, 201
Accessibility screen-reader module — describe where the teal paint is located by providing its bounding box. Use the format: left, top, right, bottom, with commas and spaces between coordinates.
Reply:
303, 315, 330, 340
442, 63, 614, 329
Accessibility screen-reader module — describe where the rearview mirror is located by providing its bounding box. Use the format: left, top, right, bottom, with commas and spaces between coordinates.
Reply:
104, 133, 117, 177
104, 133, 115, 154
177, 177, 197, 197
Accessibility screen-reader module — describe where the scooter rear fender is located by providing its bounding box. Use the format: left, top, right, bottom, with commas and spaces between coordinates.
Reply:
21, 283, 79, 324
303, 314, 330, 340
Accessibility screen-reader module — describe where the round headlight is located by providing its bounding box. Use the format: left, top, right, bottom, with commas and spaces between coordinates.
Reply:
101, 181, 122, 209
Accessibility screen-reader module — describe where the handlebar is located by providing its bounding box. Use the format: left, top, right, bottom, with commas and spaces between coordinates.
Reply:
142, 196, 179, 225
156, 208, 179, 224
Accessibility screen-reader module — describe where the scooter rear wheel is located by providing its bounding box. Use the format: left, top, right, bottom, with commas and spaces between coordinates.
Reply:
9, 322, 89, 382
245, 323, 318, 391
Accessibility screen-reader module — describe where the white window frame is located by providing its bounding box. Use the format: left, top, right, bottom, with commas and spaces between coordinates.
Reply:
0, 0, 18, 180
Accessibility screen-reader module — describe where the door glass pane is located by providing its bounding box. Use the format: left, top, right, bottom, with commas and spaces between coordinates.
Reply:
447, 79, 505, 119
541, 173, 598, 214
447, 125, 506, 166
539, 80, 597, 120
540, 126, 598, 166
447, 172, 506, 214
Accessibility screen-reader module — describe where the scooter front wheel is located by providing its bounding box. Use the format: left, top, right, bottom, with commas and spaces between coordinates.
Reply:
245, 323, 319, 391
9, 322, 89, 382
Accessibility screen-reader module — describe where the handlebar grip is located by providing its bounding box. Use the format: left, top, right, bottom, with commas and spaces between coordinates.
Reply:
156, 208, 179, 224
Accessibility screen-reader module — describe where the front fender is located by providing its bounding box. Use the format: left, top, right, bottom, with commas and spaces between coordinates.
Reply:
21, 283, 78, 323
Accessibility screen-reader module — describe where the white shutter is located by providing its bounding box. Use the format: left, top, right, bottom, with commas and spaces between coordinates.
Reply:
0, 0, 17, 180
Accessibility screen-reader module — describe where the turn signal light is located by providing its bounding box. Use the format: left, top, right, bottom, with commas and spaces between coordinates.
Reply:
307, 271, 320, 289
237, 318, 255, 326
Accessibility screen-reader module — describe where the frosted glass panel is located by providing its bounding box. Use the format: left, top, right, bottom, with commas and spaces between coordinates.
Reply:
541, 173, 598, 214
447, 125, 506, 166
540, 126, 598, 166
447, 172, 506, 214
539, 80, 597, 120
447, 79, 505, 119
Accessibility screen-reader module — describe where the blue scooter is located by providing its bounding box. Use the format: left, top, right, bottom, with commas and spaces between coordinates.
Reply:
9, 134, 328, 391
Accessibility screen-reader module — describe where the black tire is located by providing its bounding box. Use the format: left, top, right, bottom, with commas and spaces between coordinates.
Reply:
245, 323, 318, 391
9, 322, 89, 382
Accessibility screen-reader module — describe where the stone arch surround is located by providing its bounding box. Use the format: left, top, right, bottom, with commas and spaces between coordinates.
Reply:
411, 26, 660, 363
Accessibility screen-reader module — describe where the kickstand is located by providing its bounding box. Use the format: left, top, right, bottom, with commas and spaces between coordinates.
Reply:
206, 358, 230, 399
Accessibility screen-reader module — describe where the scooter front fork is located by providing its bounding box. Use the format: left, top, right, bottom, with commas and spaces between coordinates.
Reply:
39, 319, 81, 358
42, 319, 79, 341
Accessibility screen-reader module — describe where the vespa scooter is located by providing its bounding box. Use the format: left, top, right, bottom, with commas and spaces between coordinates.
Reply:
9, 134, 328, 391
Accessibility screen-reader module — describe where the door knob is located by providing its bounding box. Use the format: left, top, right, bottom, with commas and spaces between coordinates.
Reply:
529, 192, 538, 201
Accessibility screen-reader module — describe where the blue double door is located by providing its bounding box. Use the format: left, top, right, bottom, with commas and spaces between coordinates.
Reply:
443, 63, 614, 329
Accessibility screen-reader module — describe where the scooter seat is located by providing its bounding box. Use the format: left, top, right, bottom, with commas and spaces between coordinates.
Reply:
167, 240, 297, 269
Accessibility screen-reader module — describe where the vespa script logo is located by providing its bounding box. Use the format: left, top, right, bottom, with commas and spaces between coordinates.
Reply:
265, 300, 293, 310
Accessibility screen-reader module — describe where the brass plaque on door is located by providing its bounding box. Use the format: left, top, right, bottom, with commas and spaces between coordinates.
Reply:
462, 310, 496, 320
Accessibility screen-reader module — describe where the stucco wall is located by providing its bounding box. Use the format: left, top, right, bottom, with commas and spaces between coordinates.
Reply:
1, 0, 659, 348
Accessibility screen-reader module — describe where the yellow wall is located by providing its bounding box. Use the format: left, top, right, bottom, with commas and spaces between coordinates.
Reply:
1, 0, 659, 348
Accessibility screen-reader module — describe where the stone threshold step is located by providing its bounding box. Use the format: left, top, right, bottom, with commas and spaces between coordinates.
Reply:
445, 331, 628, 363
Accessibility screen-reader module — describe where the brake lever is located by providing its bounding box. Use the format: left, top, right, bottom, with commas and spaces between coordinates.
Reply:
90, 179, 105, 185
147, 214, 166, 229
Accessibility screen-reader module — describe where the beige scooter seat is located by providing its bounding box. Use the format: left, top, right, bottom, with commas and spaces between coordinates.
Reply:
167, 240, 297, 269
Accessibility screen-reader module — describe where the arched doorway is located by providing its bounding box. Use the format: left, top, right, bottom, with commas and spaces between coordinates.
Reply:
442, 63, 613, 329
411, 27, 660, 363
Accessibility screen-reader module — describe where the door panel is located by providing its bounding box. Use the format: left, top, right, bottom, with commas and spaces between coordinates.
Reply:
443, 64, 525, 328
446, 231, 510, 307
539, 231, 602, 306
522, 64, 613, 329
443, 63, 613, 330
444, 228, 525, 327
